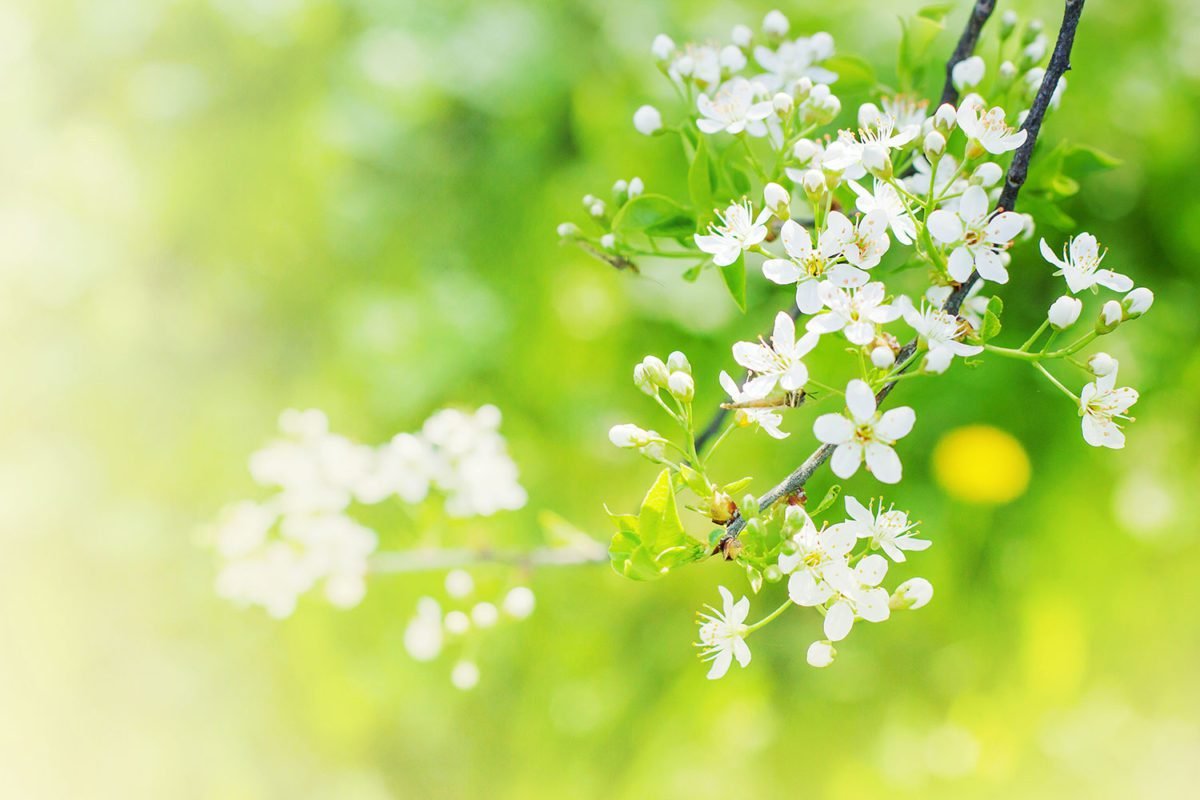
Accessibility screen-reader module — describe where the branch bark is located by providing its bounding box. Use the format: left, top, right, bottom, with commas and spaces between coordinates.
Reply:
940, 0, 998, 107
726, 0, 1086, 538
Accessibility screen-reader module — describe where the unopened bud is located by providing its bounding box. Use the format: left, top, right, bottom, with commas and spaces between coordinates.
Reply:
763, 9, 789, 38
633, 104, 663, 136
870, 345, 896, 369
1000, 10, 1018, 38
1123, 287, 1153, 317
792, 138, 819, 165
667, 371, 694, 402
651, 34, 675, 62
890, 577, 933, 610
772, 92, 793, 116
933, 102, 957, 133
667, 350, 691, 375
1022, 19, 1044, 45
1088, 352, 1118, 377
802, 168, 827, 198
792, 76, 813, 102
952, 56, 985, 91
556, 222, 579, 238
1047, 295, 1082, 329
999, 60, 1018, 81
972, 162, 1003, 187
640, 355, 670, 386
862, 144, 892, 179
708, 491, 736, 524
923, 130, 946, 160
857, 102, 881, 130
731, 23, 753, 49
1098, 300, 1124, 331
806, 640, 836, 668
628, 176, 644, 198
674, 55, 695, 78
600, 233, 616, 250
764, 182, 791, 217
632, 363, 655, 395
608, 423, 652, 449
588, 201, 606, 218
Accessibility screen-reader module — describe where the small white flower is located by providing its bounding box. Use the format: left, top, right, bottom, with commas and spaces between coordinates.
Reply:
633, 104, 663, 135
720, 371, 787, 439
1039, 233, 1132, 294
901, 300, 984, 373
762, 217, 870, 312
696, 586, 752, 679
951, 55, 985, 90
928, 185, 1025, 284
779, 506, 856, 606
762, 9, 789, 37
1088, 352, 1118, 377
1080, 367, 1138, 449
890, 577, 934, 610
833, 496, 931, 563
1124, 287, 1154, 316
1101, 300, 1123, 327
763, 181, 790, 215
926, 282, 988, 330
1048, 295, 1083, 329
823, 118, 918, 177
651, 34, 675, 61
696, 77, 774, 136
502, 586, 536, 619
806, 281, 901, 346
957, 97, 1027, 154
813, 379, 915, 484
731, 23, 754, 49
881, 94, 928, 130
850, 180, 916, 245
821, 554, 892, 640
806, 640, 836, 667
733, 311, 820, 395
694, 200, 770, 266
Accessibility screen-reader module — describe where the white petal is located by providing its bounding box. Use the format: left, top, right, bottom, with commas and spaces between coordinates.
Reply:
927, 209, 964, 243
795, 279, 823, 314
844, 495, 871, 525
772, 312, 796, 350
856, 554, 889, 586
974, 247, 1009, 283
780, 219, 812, 259
813, 413, 854, 444
706, 650, 733, 679
845, 379, 877, 422
947, 246, 975, 282
875, 407, 916, 441
865, 442, 902, 484
857, 588, 892, 622
824, 601, 854, 641
959, 185, 988, 222
763, 258, 801, 284
830, 442, 863, 478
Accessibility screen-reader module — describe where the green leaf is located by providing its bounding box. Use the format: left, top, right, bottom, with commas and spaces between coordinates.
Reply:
688, 137, 716, 233
612, 194, 695, 239
1062, 143, 1122, 177
980, 295, 1003, 342
681, 262, 704, 282
719, 252, 747, 312
811, 484, 843, 517
638, 469, 687, 551
678, 464, 711, 498
722, 476, 754, 496
897, 4, 952, 89
822, 55, 877, 92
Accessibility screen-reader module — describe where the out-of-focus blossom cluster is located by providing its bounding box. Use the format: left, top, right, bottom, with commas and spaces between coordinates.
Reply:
213, 406, 526, 617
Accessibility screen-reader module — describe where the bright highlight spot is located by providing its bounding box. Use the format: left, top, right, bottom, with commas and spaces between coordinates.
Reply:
932, 424, 1030, 504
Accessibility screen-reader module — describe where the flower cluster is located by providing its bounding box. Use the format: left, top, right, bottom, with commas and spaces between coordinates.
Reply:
594, 8, 1153, 678
212, 406, 526, 618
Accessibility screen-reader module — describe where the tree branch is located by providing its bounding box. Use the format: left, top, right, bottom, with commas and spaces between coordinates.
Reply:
726, 0, 1086, 538
940, 0, 998, 107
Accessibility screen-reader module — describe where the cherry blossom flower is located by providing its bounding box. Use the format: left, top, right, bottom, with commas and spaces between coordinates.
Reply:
761, 217, 870, 313
901, 300, 984, 373
719, 371, 787, 439
927, 185, 1024, 284
850, 179, 916, 244
832, 496, 930, 562
881, 94, 928, 131
733, 311, 820, 395
925, 282, 989, 330
821, 554, 892, 641
806, 281, 901, 346
813, 379, 915, 483
823, 117, 918, 177
753, 34, 837, 90
696, 585, 752, 679
696, 77, 773, 135
778, 506, 856, 606
1039, 232, 1133, 294
694, 200, 770, 266
956, 97, 1027, 154
1080, 367, 1138, 449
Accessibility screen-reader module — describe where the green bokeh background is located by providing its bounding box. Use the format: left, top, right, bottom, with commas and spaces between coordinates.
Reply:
2, 0, 1197, 797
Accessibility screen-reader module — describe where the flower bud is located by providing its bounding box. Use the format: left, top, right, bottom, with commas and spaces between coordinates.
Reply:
1097, 300, 1123, 332
719, 45, 745, 73
674, 55, 695, 78
633, 104, 663, 135
857, 102, 881, 130
1022, 19, 1044, 45
1123, 287, 1153, 317
870, 345, 896, 369
890, 577, 933, 610
588, 200, 606, 218
1000, 10, 1018, 39
600, 233, 616, 250
651, 34, 675, 62
862, 143, 892, 179
667, 371, 694, 402
632, 363, 656, 395
764, 564, 783, 583
792, 138, 819, 165
608, 423, 651, 449
708, 491, 736, 524
762, 9, 789, 38
556, 222, 579, 238
764, 182, 790, 217
802, 168, 827, 199
806, 640, 836, 668
772, 91, 793, 116
923, 130, 946, 160
971, 162, 1003, 187
933, 102, 957, 133
640, 355, 670, 387
628, 176, 644, 198
1023, 37, 1047, 67
792, 76, 813, 102
667, 350, 691, 375
1047, 295, 1082, 329
612, 179, 628, 195
1088, 352, 1118, 377
731, 23, 753, 49
952, 56, 985, 91
999, 60, 1018, 81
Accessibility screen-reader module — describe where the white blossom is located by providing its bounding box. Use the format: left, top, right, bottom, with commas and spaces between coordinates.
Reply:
1124, 287, 1154, 316
806, 281, 901, 346
1039, 233, 1132, 294
832, 496, 930, 563
813, 379, 915, 483
850, 180, 916, 244
733, 311, 820, 395
651, 34, 675, 61
762, 217, 870, 312
694, 200, 770, 266
1048, 295, 1083, 329
951, 55, 985, 90
753, 34, 837, 90
957, 97, 1027, 154
696, 585, 752, 679
928, 185, 1024, 284
779, 506, 855, 606
901, 300, 984, 373
821, 554, 892, 641
696, 77, 773, 136
633, 104, 663, 135
1080, 367, 1138, 449
719, 370, 787, 439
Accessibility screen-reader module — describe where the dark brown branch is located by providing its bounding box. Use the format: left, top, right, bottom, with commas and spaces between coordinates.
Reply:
940, 0, 998, 107
726, 0, 1086, 538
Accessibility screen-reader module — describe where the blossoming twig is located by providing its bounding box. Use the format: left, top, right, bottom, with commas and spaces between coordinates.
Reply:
726, 0, 1087, 538
939, 1, 998, 107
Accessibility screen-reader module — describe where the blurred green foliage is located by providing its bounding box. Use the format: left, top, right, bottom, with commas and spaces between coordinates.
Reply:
1, 0, 1199, 797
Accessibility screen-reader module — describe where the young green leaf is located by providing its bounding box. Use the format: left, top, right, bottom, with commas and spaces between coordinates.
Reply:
719, 252, 747, 312
612, 194, 696, 239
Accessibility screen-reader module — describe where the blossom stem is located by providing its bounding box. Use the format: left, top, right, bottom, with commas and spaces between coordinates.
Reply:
739, 134, 769, 181
703, 419, 739, 458
1033, 361, 1080, 404
745, 598, 793, 634
1020, 320, 1051, 351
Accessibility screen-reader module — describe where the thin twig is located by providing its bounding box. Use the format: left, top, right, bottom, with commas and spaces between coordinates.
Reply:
940, 0, 998, 107
727, 0, 1086, 538
371, 544, 608, 574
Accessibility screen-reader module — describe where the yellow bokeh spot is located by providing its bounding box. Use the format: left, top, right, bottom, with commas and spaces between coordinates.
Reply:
932, 425, 1031, 504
